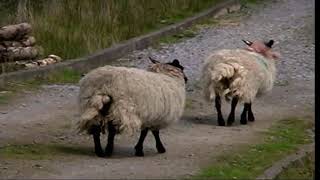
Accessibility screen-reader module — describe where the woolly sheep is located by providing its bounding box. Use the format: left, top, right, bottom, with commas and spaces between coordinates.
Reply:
202, 39, 280, 126
77, 57, 187, 157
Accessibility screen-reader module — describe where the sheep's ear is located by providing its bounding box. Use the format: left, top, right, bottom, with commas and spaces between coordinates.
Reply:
265, 40, 274, 48
242, 39, 253, 46
171, 59, 180, 66
149, 57, 160, 64
168, 59, 184, 70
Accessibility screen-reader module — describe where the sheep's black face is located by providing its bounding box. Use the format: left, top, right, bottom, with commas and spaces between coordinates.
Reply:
166, 59, 188, 83
148, 57, 188, 83
264, 40, 274, 48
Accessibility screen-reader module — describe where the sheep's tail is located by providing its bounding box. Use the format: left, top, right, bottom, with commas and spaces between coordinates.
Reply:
77, 95, 111, 134
78, 94, 142, 136
109, 101, 142, 136
206, 62, 247, 101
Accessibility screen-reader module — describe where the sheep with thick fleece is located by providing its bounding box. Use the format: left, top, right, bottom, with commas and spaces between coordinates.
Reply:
202, 39, 280, 126
78, 57, 187, 157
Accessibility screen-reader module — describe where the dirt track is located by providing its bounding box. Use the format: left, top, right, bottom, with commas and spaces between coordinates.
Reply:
0, 0, 314, 178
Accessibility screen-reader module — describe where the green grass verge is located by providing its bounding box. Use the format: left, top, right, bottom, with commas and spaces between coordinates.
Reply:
158, 29, 198, 45
44, 69, 82, 84
157, 0, 262, 46
194, 118, 313, 179
0, 144, 92, 160
240, 0, 257, 4
276, 152, 314, 180
0, 68, 82, 104
0, 0, 223, 60
0, 0, 259, 62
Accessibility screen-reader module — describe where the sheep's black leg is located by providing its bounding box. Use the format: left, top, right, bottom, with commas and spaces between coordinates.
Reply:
135, 128, 149, 156
105, 121, 116, 157
152, 130, 166, 154
227, 97, 239, 126
215, 95, 225, 126
240, 103, 249, 125
92, 125, 105, 157
248, 103, 255, 122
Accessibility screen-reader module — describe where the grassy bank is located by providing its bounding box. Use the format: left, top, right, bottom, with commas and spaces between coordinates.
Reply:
276, 152, 314, 180
0, 0, 223, 60
194, 118, 314, 179
0, 0, 261, 103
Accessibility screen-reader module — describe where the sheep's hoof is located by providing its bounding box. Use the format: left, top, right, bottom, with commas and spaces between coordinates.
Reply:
135, 150, 144, 157
240, 115, 247, 125
157, 145, 166, 154
218, 121, 225, 126
135, 146, 144, 157
248, 115, 255, 122
217, 114, 225, 126
95, 150, 105, 157
227, 118, 234, 126
105, 148, 113, 157
227, 119, 234, 126
240, 119, 247, 125
227, 115, 235, 126
227, 122, 234, 126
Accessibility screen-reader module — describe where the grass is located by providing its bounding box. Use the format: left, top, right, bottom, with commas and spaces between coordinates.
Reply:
158, 28, 198, 45
0, 144, 92, 160
185, 98, 195, 109
194, 118, 314, 179
276, 152, 314, 180
44, 68, 82, 84
157, 0, 262, 46
0, 68, 82, 104
241, 0, 258, 4
0, 0, 223, 61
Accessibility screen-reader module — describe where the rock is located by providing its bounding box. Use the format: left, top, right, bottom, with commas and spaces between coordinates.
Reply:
33, 164, 43, 169
0, 23, 32, 40
160, 20, 168, 24
3, 46, 39, 62
214, 8, 228, 18
48, 54, 62, 62
58, 136, 66, 140
228, 4, 242, 13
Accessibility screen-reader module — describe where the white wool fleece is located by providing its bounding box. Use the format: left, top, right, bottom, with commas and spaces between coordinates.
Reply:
78, 65, 186, 135
202, 49, 276, 103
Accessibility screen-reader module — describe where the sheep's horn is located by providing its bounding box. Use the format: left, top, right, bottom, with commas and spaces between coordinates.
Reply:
242, 39, 253, 46
149, 57, 160, 64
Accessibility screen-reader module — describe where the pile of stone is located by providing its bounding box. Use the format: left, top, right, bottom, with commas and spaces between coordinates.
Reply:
0, 23, 62, 72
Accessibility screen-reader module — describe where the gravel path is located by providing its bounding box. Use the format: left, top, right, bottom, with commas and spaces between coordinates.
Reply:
118, 0, 314, 84
0, 0, 314, 178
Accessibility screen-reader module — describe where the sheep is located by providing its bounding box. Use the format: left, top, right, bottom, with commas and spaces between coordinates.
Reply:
77, 57, 187, 157
202, 39, 280, 126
